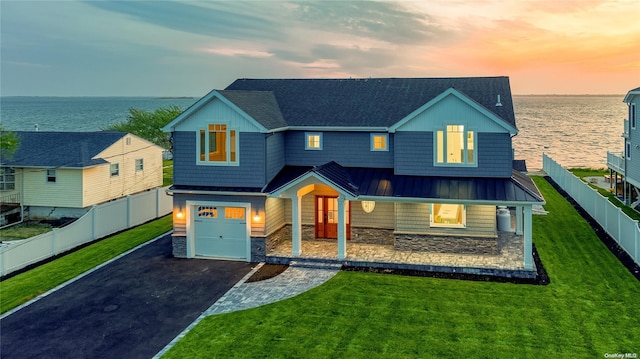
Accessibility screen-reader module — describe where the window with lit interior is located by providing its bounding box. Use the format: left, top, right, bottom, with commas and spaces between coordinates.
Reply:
198, 124, 237, 164
305, 132, 323, 150
371, 133, 388, 151
436, 125, 475, 165
430, 204, 466, 228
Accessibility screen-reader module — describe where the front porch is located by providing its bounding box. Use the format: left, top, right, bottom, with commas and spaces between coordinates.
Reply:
265, 223, 535, 278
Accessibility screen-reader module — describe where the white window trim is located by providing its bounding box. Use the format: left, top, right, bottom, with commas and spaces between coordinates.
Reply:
631, 103, 637, 129
434, 126, 477, 167
196, 125, 240, 166
135, 158, 144, 172
110, 163, 120, 177
430, 203, 467, 228
370, 133, 389, 151
46, 169, 57, 183
305, 132, 323, 150
0, 167, 16, 191
626, 141, 632, 160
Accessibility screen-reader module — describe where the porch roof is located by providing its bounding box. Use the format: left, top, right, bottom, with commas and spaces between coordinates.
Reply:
264, 163, 545, 204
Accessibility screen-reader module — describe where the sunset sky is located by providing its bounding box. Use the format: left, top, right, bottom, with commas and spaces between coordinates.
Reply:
1, 0, 639, 96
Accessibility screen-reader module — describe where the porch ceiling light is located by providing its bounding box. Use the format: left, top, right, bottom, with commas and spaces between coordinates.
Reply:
361, 200, 376, 213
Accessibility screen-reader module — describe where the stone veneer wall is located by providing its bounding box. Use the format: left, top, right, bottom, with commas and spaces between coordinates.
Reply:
394, 234, 498, 255
172, 235, 187, 258
251, 237, 266, 262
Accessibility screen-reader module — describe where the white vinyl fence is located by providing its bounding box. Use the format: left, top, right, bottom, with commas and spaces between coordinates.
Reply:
0, 187, 172, 277
543, 154, 640, 266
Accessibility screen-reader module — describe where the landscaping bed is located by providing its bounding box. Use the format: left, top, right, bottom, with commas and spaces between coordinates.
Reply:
246, 264, 289, 283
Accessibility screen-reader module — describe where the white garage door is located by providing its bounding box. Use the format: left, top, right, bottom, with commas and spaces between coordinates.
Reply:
193, 205, 248, 260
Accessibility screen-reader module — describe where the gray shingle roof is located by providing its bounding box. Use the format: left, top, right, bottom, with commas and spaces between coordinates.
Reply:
217, 90, 287, 129
224, 77, 516, 128
3, 131, 126, 168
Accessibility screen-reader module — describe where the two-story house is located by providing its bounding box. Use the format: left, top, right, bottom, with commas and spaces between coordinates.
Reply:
607, 87, 640, 206
163, 77, 545, 277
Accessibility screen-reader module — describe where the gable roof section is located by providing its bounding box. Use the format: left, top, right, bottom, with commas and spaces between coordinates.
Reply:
265, 162, 544, 204
388, 87, 517, 134
162, 89, 285, 132
624, 86, 640, 103
225, 77, 516, 129
3, 131, 126, 168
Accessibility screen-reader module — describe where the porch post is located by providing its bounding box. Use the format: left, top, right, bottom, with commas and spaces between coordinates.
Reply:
291, 195, 302, 256
515, 205, 523, 235
524, 205, 533, 270
337, 195, 346, 260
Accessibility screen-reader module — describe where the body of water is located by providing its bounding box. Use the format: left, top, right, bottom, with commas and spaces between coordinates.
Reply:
0, 95, 628, 170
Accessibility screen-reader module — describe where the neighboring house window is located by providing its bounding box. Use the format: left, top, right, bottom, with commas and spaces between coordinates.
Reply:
371, 133, 388, 151
305, 132, 323, 150
46, 169, 56, 183
198, 124, 238, 164
110, 163, 119, 177
431, 203, 466, 228
632, 103, 637, 129
626, 141, 632, 160
435, 125, 475, 165
0, 167, 15, 191
135, 158, 144, 171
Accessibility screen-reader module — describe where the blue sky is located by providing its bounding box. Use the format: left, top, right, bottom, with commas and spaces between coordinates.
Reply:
2, 0, 639, 96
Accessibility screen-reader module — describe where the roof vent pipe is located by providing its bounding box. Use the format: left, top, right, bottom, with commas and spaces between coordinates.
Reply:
495, 95, 503, 107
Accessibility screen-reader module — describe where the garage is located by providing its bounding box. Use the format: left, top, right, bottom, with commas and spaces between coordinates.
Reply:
192, 204, 250, 261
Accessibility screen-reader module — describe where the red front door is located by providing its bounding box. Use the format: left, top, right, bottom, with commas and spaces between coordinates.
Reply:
315, 196, 350, 239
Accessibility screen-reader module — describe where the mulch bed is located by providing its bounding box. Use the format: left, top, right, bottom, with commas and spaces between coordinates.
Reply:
544, 176, 640, 282
246, 264, 289, 283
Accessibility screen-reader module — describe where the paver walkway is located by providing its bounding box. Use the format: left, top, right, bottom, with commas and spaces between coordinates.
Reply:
207, 261, 342, 315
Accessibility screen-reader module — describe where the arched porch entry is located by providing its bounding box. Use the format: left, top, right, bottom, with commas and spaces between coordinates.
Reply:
268, 174, 356, 260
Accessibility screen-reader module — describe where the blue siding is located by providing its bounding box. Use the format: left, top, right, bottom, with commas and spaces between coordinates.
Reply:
284, 131, 394, 168
394, 132, 512, 177
266, 132, 285, 182
173, 131, 266, 188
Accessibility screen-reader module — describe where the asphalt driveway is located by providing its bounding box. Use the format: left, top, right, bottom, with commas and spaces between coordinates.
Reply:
0, 234, 253, 359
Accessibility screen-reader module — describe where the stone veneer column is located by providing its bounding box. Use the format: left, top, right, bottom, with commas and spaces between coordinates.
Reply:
291, 195, 302, 256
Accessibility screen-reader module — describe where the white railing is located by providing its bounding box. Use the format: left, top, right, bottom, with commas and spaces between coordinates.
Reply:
607, 151, 625, 175
0, 186, 173, 277
543, 153, 639, 266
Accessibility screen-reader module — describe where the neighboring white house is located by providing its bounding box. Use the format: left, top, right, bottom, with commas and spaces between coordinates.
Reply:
0, 131, 163, 223
607, 86, 640, 206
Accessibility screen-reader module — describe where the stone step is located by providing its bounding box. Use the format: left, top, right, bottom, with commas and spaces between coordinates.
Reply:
289, 259, 343, 270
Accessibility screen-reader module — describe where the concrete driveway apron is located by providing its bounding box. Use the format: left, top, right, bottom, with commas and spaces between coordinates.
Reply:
0, 234, 253, 359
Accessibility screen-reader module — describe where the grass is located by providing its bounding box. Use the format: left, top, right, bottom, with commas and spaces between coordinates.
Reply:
0, 223, 52, 240
0, 215, 172, 314
569, 167, 640, 221
163, 177, 640, 358
163, 159, 173, 187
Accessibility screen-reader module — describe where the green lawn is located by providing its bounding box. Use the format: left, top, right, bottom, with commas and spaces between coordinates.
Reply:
163, 177, 640, 358
163, 160, 173, 187
0, 223, 53, 240
0, 215, 172, 314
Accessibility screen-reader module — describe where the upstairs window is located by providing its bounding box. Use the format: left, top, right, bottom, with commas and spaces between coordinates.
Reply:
110, 163, 119, 177
135, 158, 144, 171
0, 167, 15, 191
371, 133, 388, 151
47, 169, 57, 183
436, 125, 475, 165
305, 132, 323, 150
632, 103, 637, 129
198, 124, 237, 165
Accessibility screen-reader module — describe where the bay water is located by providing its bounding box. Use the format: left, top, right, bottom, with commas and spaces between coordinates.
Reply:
0, 95, 628, 170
